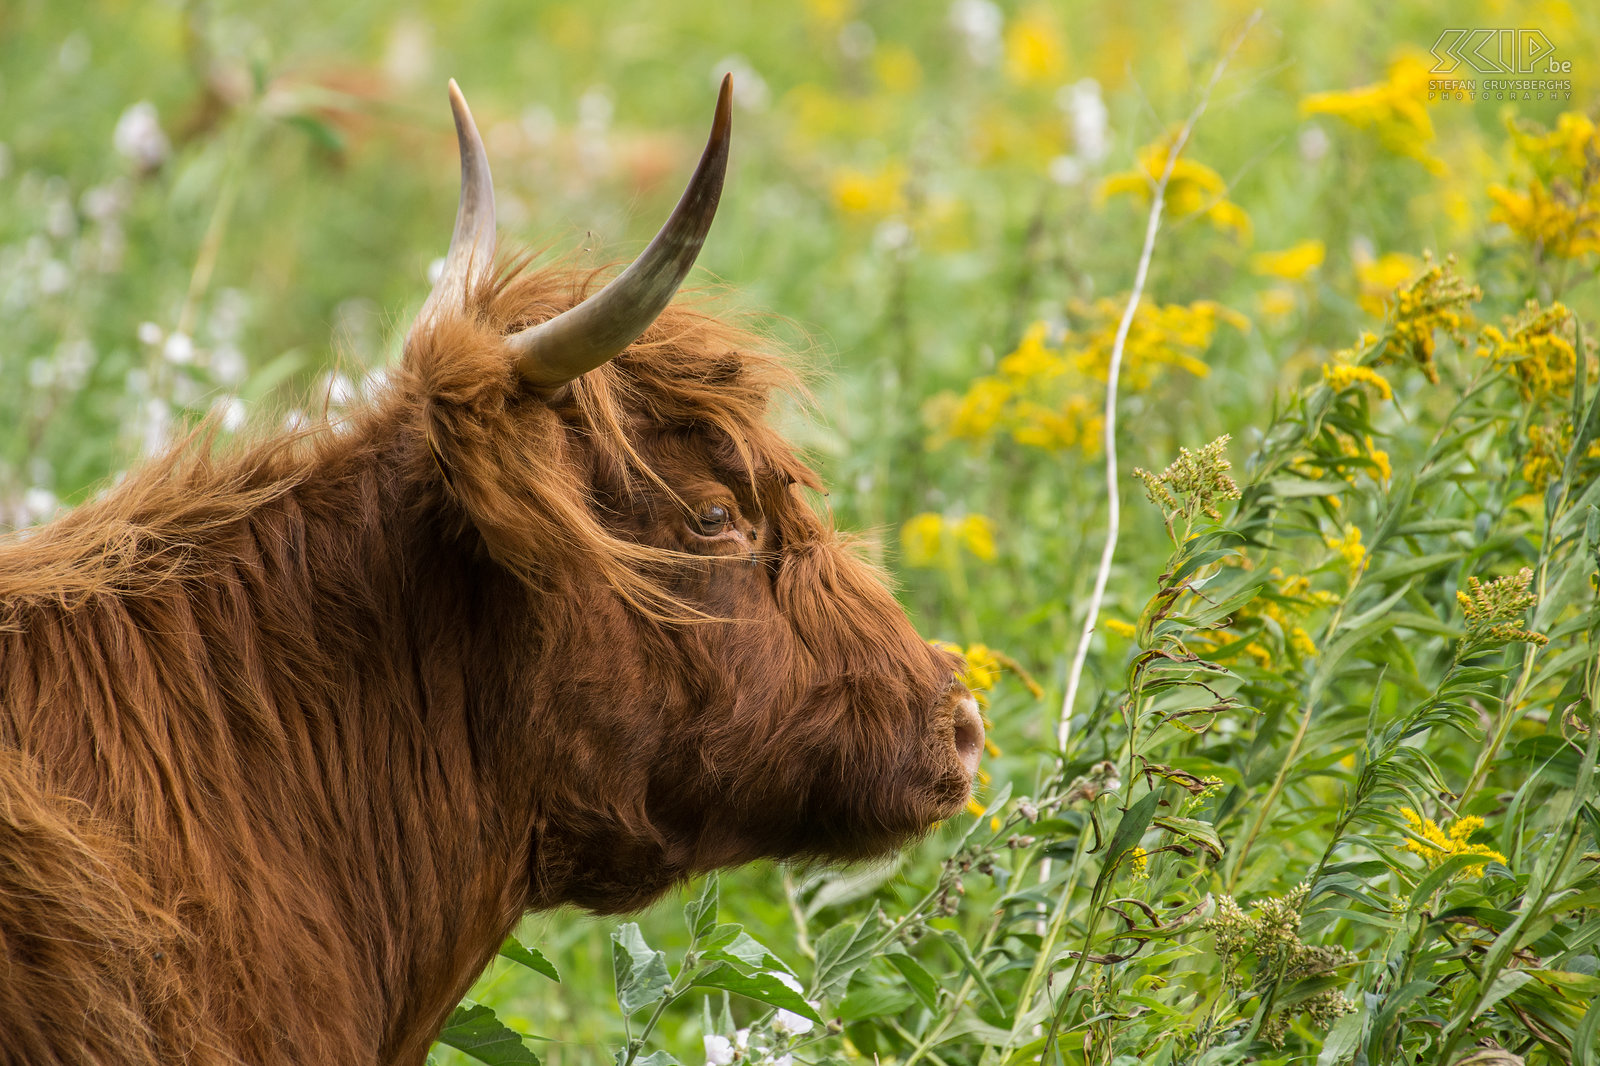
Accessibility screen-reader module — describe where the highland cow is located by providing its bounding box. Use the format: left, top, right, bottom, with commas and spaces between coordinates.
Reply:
0, 77, 983, 1065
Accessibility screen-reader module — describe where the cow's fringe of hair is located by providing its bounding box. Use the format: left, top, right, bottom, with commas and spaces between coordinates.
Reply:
408, 261, 818, 622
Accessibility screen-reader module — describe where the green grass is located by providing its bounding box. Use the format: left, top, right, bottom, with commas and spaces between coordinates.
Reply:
4, 2, 1600, 1064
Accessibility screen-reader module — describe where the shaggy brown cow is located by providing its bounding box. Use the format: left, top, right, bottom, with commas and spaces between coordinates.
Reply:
0, 77, 983, 1065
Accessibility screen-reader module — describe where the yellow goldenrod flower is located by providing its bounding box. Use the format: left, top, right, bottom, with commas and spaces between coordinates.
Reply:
1368, 446, 1392, 483
1322, 363, 1393, 401
1257, 286, 1298, 325
873, 43, 922, 94
956, 642, 1001, 694
1325, 524, 1365, 578
998, 321, 1068, 381
900, 513, 946, 568
1126, 846, 1149, 878
1399, 807, 1507, 877
1354, 251, 1423, 316
1477, 301, 1591, 403
830, 164, 906, 218
899, 513, 998, 568
1380, 255, 1481, 385
1289, 626, 1318, 658
955, 514, 997, 561
1251, 239, 1326, 281
1004, 7, 1066, 86
1103, 618, 1138, 639
1099, 135, 1253, 242
1299, 52, 1443, 172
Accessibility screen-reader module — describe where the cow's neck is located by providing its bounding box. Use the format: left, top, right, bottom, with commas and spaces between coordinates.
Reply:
246, 417, 538, 1063
8, 412, 537, 1064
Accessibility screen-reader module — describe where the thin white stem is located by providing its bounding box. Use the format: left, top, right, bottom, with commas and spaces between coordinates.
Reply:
1054, 12, 1260, 755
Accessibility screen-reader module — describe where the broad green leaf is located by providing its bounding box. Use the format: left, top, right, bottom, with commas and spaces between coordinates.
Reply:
435, 1002, 540, 1066
691, 963, 821, 1022
883, 950, 942, 1012
700, 931, 793, 976
499, 936, 560, 983
813, 907, 884, 998
684, 873, 719, 942
612, 924, 671, 1014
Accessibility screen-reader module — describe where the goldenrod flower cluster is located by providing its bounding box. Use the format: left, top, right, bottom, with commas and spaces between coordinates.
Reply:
1456, 567, 1547, 656
1205, 884, 1356, 1045
1099, 133, 1252, 241
1399, 808, 1507, 877
1202, 569, 1337, 669
1003, 6, 1066, 86
1299, 52, 1442, 173
1324, 524, 1365, 579
1354, 251, 1423, 316
1132, 434, 1241, 524
1379, 255, 1480, 385
930, 303, 1243, 455
900, 512, 997, 567
1251, 239, 1325, 281
1489, 112, 1600, 260
1477, 300, 1593, 403
1321, 362, 1392, 402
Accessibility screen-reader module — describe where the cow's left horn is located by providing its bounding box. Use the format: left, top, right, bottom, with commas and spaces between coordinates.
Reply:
416, 80, 498, 330
509, 74, 732, 389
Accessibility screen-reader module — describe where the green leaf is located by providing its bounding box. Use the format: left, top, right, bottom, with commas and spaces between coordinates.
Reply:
1315, 1008, 1364, 1065
1269, 477, 1352, 498
499, 936, 560, 983
684, 873, 719, 942
435, 1002, 540, 1066
631, 1053, 679, 1066
691, 963, 821, 1023
838, 981, 917, 1022
936, 929, 1004, 1012
612, 923, 671, 1014
812, 907, 884, 998
1575, 997, 1600, 1066
883, 951, 942, 1012
700, 931, 793, 976
1102, 791, 1162, 868
1473, 969, 1533, 1019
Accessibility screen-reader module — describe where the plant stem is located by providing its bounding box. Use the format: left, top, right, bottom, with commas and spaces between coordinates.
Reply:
1055, 11, 1262, 752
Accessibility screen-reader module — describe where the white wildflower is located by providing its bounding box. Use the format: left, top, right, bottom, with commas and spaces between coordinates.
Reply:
771, 1009, 813, 1036
713, 56, 769, 111
949, 0, 1002, 66
113, 101, 170, 171
210, 344, 247, 386
1299, 125, 1330, 164
703, 1034, 735, 1066
137, 321, 164, 346
1048, 155, 1085, 186
1058, 79, 1110, 165
162, 331, 194, 365
23, 488, 58, 523
215, 397, 248, 432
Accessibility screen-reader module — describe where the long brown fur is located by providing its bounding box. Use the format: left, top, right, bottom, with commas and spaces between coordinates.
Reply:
0, 265, 973, 1065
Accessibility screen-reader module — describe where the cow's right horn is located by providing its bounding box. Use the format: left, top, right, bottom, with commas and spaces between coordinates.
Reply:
508, 74, 732, 389
414, 80, 498, 334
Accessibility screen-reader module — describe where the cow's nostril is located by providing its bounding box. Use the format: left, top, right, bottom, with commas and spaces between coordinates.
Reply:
952, 695, 984, 776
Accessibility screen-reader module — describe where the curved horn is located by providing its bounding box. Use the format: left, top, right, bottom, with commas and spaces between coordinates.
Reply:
415, 79, 497, 330
509, 74, 732, 388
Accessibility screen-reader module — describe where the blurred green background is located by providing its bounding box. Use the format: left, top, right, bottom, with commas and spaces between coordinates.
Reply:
3, 1, 1596, 1063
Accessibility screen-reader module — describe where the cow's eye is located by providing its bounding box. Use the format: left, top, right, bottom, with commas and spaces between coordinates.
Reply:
690, 503, 733, 537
